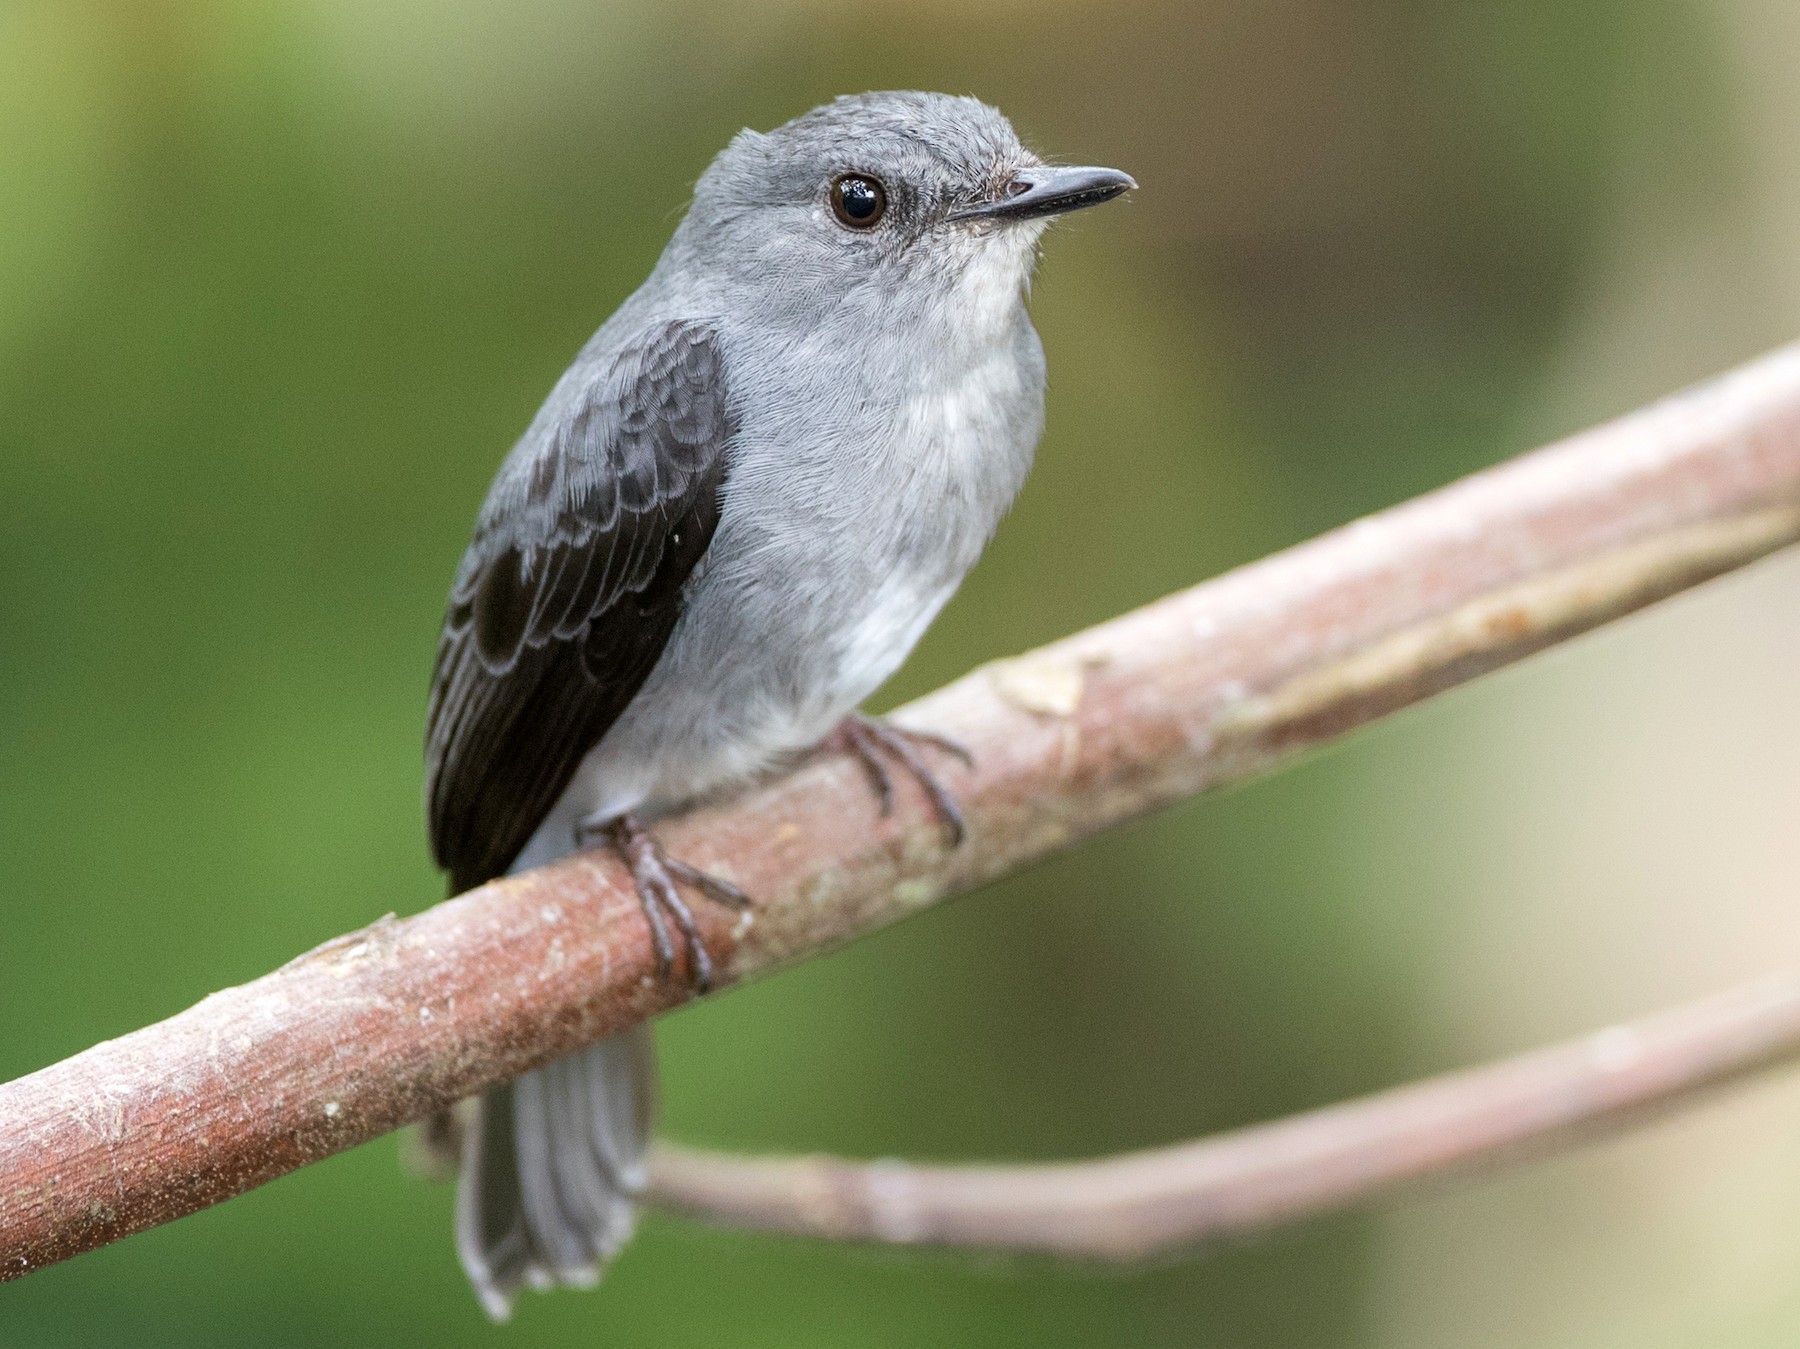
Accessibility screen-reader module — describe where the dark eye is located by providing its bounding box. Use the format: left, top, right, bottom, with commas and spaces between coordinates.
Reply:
830, 174, 887, 229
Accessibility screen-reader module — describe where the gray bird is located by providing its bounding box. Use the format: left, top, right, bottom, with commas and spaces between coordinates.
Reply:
424, 90, 1132, 1319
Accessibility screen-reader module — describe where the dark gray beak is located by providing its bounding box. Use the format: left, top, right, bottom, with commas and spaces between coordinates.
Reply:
950, 165, 1136, 223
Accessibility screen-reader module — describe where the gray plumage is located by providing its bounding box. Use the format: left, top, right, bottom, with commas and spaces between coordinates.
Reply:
424, 90, 1132, 1319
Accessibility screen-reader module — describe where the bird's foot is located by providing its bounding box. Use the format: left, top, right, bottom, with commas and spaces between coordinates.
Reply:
576, 812, 749, 994
825, 711, 973, 846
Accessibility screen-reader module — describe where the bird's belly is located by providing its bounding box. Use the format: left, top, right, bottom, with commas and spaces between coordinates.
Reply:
818, 566, 960, 714
535, 559, 925, 826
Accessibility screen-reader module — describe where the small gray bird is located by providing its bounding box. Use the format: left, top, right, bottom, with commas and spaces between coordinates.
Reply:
425, 90, 1132, 1318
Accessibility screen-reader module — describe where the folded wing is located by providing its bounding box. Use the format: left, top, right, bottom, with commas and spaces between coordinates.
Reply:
426, 320, 734, 893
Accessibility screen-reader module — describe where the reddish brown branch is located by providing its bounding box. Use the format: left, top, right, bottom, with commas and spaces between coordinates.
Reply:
4, 343, 1800, 1280
642, 973, 1800, 1257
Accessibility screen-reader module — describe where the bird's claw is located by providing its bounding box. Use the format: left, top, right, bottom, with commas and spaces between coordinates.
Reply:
578, 812, 748, 994
828, 712, 972, 846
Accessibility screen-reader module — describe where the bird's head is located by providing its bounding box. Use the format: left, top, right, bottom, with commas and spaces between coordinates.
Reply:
668, 91, 1134, 341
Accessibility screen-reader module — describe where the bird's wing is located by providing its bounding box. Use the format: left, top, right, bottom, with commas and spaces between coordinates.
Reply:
426, 319, 734, 894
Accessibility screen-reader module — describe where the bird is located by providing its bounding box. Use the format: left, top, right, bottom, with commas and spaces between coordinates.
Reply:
424, 89, 1133, 1319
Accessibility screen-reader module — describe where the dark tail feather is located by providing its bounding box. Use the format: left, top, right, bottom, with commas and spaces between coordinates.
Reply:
455, 1027, 657, 1321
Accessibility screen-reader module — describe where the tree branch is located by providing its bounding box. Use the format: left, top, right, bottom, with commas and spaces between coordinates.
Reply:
641, 972, 1800, 1258
5, 343, 1800, 1281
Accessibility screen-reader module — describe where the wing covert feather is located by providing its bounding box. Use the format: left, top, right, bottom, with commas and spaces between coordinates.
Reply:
426, 321, 733, 893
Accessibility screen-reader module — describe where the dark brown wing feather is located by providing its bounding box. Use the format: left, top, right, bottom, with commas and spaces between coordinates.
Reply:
426, 320, 733, 894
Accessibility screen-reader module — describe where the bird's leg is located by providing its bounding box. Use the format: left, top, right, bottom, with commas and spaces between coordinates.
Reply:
575, 812, 750, 994
824, 711, 974, 846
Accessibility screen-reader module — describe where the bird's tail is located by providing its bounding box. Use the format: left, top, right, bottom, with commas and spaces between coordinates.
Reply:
455, 1026, 657, 1321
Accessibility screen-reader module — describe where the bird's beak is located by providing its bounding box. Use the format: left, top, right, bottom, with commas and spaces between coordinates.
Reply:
950, 165, 1137, 223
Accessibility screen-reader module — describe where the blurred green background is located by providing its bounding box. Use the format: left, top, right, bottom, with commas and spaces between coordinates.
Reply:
4, 1, 1800, 1345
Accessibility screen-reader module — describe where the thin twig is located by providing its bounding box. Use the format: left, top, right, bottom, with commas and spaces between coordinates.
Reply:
642, 972, 1800, 1258
4, 343, 1800, 1281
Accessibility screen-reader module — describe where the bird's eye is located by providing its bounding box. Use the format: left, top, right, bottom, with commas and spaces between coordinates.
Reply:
830, 174, 887, 230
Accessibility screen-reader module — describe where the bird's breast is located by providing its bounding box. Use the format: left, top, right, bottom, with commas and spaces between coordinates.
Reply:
733, 326, 1042, 712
